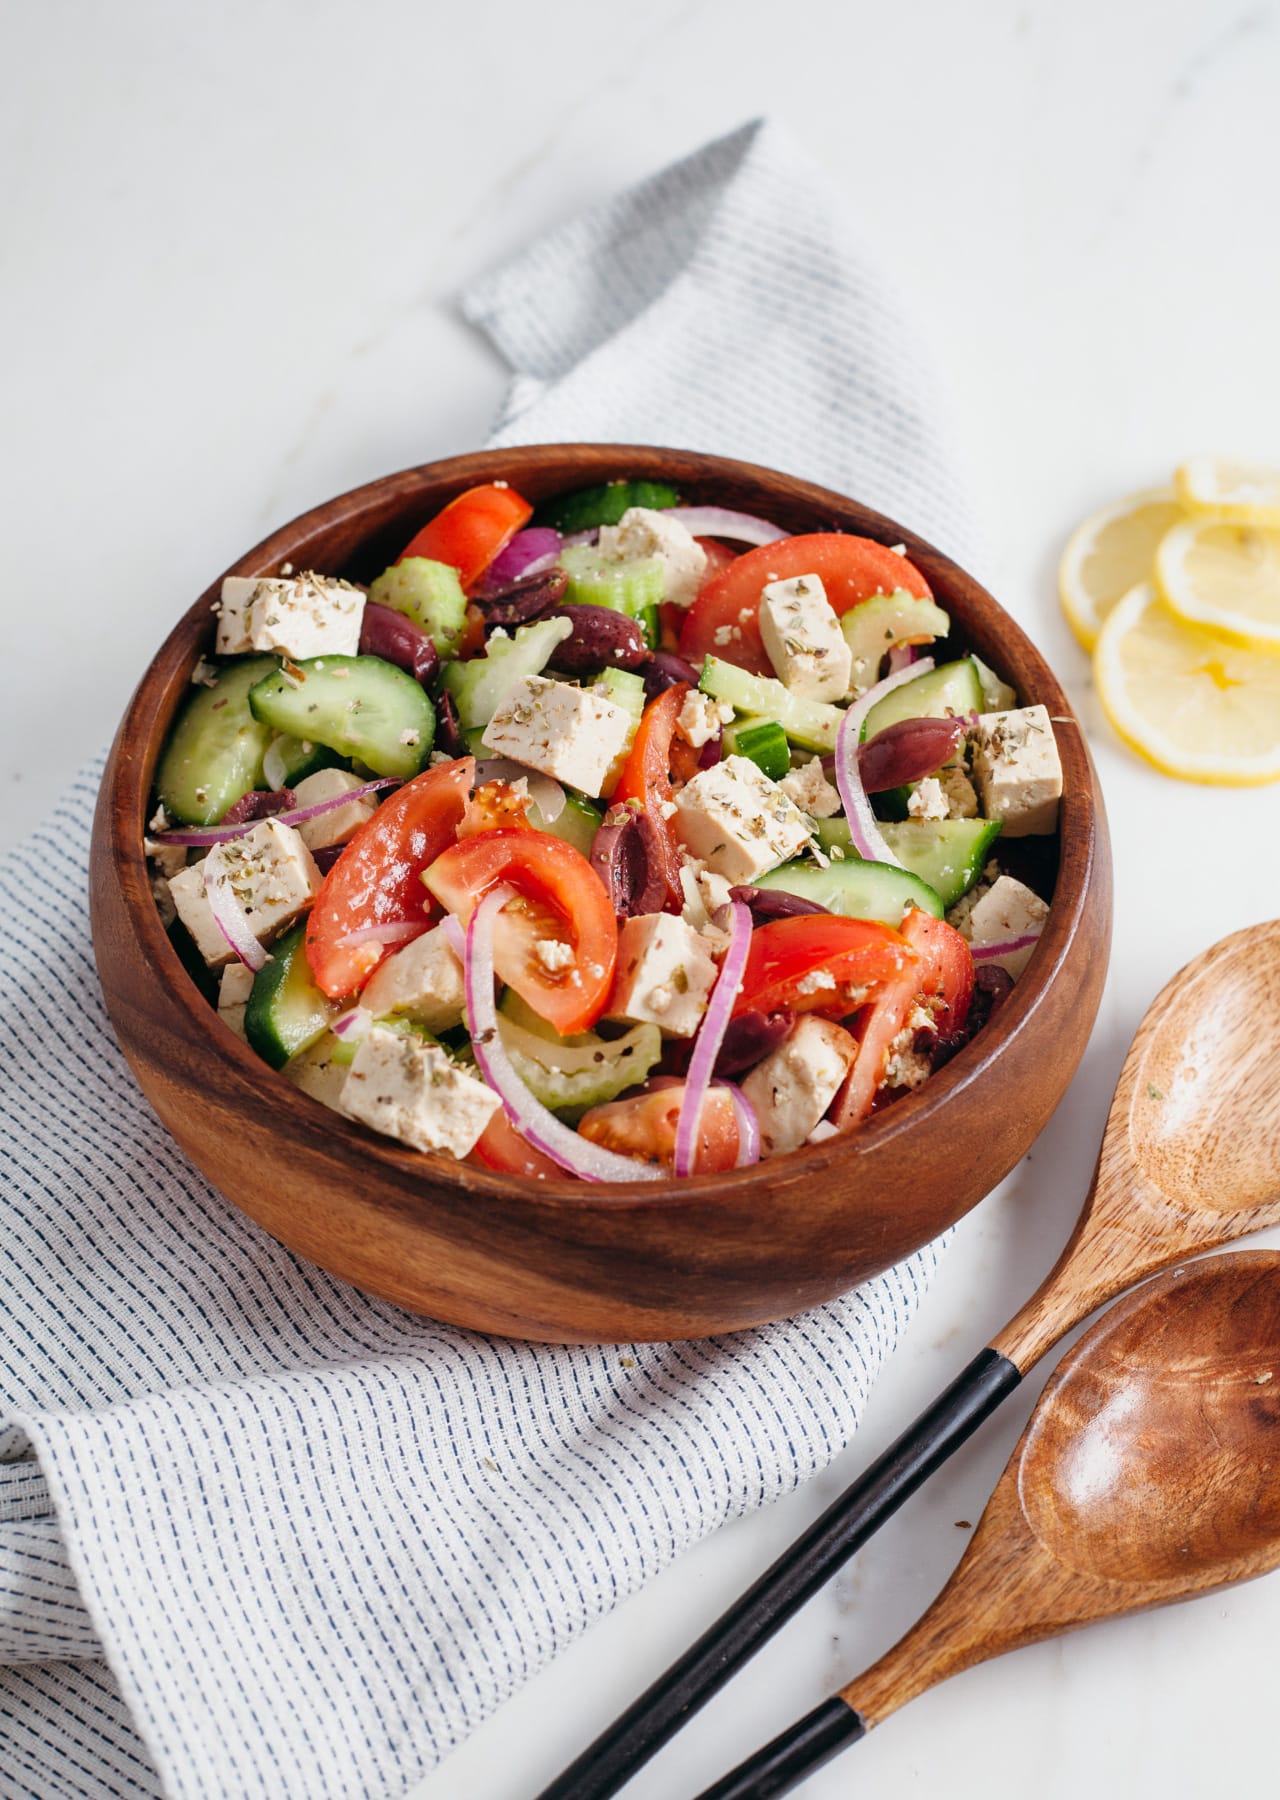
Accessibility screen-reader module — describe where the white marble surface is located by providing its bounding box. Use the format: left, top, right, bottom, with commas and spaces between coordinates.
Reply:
4, 2, 1280, 1796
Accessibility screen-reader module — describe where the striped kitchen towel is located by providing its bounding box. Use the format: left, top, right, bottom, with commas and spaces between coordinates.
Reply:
0, 119, 980, 1798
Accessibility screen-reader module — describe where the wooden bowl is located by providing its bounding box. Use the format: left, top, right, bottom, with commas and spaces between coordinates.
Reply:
91, 445, 1112, 1343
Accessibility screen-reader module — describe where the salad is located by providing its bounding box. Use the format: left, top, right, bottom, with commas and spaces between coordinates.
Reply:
147, 476, 1063, 1182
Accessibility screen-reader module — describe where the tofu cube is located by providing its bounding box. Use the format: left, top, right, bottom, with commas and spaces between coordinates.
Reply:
779, 756, 843, 820
672, 755, 813, 886
215, 571, 365, 660
285, 1036, 351, 1111
357, 926, 466, 1033
740, 1016, 857, 1158
963, 875, 1049, 981
598, 507, 708, 608
969, 706, 1062, 837
606, 913, 721, 1039
216, 961, 254, 1039
340, 1025, 500, 1159
290, 768, 377, 852
758, 574, 852, 704
167, 818, 321, 966
481, 675, 634, 799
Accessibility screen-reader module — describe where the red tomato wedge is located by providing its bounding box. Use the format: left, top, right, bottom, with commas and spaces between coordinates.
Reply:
305, 757, 474, 999
831, 909, 974, 1129
611, 684, 690, 908
397, 483, 532, 591
680, 534, 933, 675
577, 1083, 740, 1174
471, 1109, 566, 1181
732, 914, 917, 1020
456, 779, 534, 839
423, 829, 618, 1034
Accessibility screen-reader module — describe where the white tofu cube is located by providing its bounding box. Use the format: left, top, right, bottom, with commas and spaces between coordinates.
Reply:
168, 818, 320, 966
969, 706, 1062, 837
740, 1016, 857, 1158
758, 574, 852, 704
357, 926, 466, 1033
481, 675, 634, 799
676, 690, 733, 749
215, 572, 365, 660
779, 756, 842, 819
284, 1036, 351, 1111
672, 755, 813, 886
963, 875, 1049, 981
341, 1025, 499, 1159
598, 507, 708, 608
216, 961, 254, 1039
607, 913, 721, 1039
290, 768, 377, 852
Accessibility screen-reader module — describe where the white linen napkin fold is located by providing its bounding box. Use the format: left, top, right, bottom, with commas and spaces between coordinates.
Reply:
0, 119, 979, 1800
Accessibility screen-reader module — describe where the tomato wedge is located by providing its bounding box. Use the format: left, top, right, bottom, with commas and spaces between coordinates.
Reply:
732, 914, 917, 1020
397, 483, 532, 591
680, 534, 934, 675
305, 757, 474, 999
423, 829, 618, 1034
831, 909, 974, 1128
577, 1083, 740, 1174
456, 779, 535, 839
471, 1109, 566, 1181
611, 684, 690, 908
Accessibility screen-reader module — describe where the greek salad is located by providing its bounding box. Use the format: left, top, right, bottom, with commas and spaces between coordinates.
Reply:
147, 476, 1063, 1182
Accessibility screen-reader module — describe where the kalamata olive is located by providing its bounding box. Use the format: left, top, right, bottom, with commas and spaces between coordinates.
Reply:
311, 843, 345, 874
858, 715, 965, 793
546, 605, 648, 677
474, 567, 569, 628
590, 807, 668, 918
714, 1008, 795, 1076
359, 601, 440, 685
220, 788, 296, 826
641, 651, 700, 701
698, 725, 723, 769
729, 885, 831, 925
435, 689, 468, 760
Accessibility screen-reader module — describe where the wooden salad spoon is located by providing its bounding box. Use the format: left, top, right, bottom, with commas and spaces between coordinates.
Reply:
696, 1248, 1280, 1797
541, 920, 1280, 1799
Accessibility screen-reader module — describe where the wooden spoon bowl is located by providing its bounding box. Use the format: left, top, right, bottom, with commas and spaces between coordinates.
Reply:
89, 444, 1111, 1342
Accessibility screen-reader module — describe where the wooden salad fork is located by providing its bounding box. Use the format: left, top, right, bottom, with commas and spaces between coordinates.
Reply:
541, 919, 1280, 1799
697, 1250, 1280, 1796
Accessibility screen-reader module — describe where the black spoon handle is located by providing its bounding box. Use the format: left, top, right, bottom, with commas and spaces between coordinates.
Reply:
537, 1347, 1021, 1800
694, 1699, 866, 1800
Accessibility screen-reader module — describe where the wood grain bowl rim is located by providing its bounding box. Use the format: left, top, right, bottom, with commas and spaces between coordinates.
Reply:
100, 442, 1108, 1215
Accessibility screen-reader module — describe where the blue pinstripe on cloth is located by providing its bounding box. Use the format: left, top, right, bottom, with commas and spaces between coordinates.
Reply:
0, 121, 978, 1798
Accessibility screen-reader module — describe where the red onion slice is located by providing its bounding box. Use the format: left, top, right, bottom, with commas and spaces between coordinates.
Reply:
477, 528, 563, 594
971, 933, 1041, 961
834, 659, 936, 869
472, 758, 567, 825
331, 1006, 371, 1039
440, 913, 465, 962
154, 777, 401, 847
886, 643, 917, 675
666, 506, 790, 546
203, 853, 269, 973
719, 1080, 761, 1168
464, 887, 663, 1184
336, 920, 429, 951
673, 900, 751, 1178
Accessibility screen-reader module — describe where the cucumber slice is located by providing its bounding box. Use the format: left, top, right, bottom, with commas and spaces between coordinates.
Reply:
249, 656, 435, 779
244, 923, 340, 1070
532, 791, 601, 858
559, 545, 664, 645
496, 1009, 663, 1118
591, 666, 645, 792
755, 858, 942, 925
536, 480, 680, 534
723, 717, 790, 781
971, 653, 1017, 713
368, 557, 468, 658
879, 818, 1003, 908
156, 654, 279, 825
267, 735, 345, 787
814, 815, 1002, 909
699, 656, 843, 753
841, 591, 951, 691
441, 615, 572, 731
862, 657, 984, 741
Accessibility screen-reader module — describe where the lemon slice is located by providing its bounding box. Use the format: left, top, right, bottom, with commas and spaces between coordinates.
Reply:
1156, 518, 1280, 653
1175, 457, 1280, 527
1058, 487, 1184, 652
1094, 582, 1280, 785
